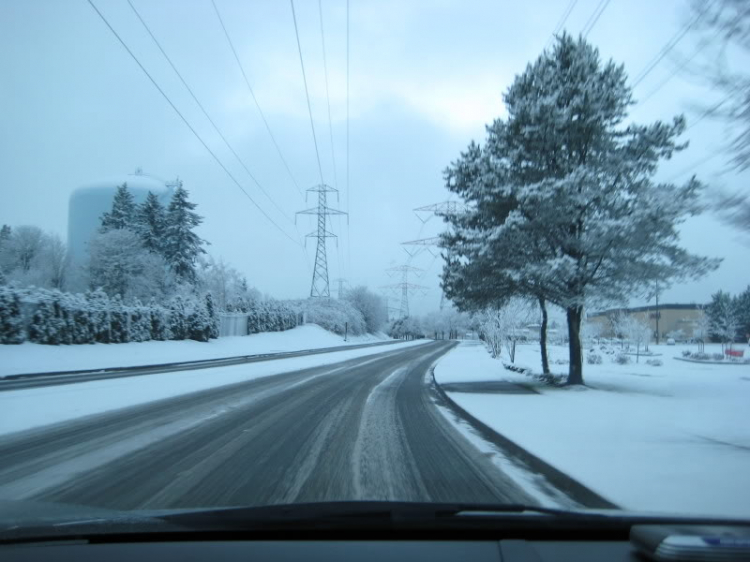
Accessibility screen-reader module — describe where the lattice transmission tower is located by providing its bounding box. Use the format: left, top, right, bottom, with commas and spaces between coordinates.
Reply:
296, 184, 348, 298
381, 264, 427, 318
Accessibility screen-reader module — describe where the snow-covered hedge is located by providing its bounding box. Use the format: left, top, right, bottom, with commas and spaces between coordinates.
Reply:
226, 298, 299, 334
0, 286, 220, 345
293, 298, 366, 336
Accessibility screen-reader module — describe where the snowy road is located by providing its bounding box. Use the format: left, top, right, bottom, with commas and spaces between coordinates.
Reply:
0, 340, 568, 510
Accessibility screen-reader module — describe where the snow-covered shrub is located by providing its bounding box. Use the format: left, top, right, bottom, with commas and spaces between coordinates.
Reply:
691, 352, 711, 361
614, 353, 631, 365
646, 359, 663, 367
296, 298, 366, 336
553, 358, 569, 365
712, 353, 725, 361
682, 350, 692, 357
109, 295, 129, 343
167, 295, 188, 340
148, 302, 172, 341
127, 303, 151, 343
205, 293, 220, 340
0, 287, 25, 344
587, 353, 603, 365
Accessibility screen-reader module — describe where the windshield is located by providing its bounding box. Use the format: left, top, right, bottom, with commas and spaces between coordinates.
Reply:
1, 0, 749, 530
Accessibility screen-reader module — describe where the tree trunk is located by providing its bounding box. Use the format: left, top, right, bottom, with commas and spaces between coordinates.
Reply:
538, 297, 550, 375
566, 306, 584, 385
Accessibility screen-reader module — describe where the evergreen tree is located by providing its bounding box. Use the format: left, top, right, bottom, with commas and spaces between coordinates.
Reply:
137, 191, 167, 254
442, 33, 719, 385
100, 183, 137, 232
0, 287, 25, 344
707, 290, 740, 344
163, 183, 207, 283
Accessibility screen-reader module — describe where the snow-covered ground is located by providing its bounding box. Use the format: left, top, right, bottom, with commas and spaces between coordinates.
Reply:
434, 340, 750, 518
0, 324, 389, 377
0, 338, 429, 437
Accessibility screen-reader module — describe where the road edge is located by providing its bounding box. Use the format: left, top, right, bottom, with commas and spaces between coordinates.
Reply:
430, 365, 618, 509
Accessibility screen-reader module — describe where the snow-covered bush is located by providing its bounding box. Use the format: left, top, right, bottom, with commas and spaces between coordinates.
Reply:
587, 353, 603, 365
691, 352, 711, 361
712, 353, 725, 361
614, 353, 631, 365
682, 350, 692, 357
0, 287, 25, 344
646, 359, 663, 367
295, 298, 365, 336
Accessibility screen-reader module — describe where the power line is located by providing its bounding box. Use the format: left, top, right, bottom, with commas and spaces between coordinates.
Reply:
581, 0, 610, 38
631, 2, 711, 89
210, 0, 304, 198
318, 0, 339, 190
85, 0, 301, 247
666, 149, 724, 183
290, 0, 326, 186
546, 0, 578, 48
126, 0, 293, 224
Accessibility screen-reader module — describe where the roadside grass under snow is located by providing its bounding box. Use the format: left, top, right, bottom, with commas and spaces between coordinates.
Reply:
0, 324, 389, 377
434, 340, 750, 518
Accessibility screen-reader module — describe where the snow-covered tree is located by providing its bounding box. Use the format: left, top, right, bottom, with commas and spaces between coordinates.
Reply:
707, 290, 740, 345
0, 287, 24, 344
441, 34, 718, 385
163, 183, 207, 284
87, 229, 172, 301
345, 285, 387, 333
100, 183, 137, 232
477, 299, 533, 362
0, 225, 45, 274
136, 191, 167, 255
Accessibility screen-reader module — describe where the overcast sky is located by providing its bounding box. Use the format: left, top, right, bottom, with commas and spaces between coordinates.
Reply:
1, 0, 748, 315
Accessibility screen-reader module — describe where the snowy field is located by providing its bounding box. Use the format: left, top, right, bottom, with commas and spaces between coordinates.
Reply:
0, 338, 429, 437
0, 324, 389, 377
434, 340, 750, 518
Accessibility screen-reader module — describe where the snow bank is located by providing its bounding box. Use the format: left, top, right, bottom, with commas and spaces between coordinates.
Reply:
0, 338, 429, 437
0, 324, 390, 377
434, 340, 750, 518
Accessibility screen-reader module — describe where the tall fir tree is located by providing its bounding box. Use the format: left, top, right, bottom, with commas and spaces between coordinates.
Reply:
137, 191, 167, 255
100, 183, 137, 232
163, 182, 206, 283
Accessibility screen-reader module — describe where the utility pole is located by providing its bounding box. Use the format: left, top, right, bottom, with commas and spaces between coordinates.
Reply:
381, 264, 427, 318
296, 184, 347, 298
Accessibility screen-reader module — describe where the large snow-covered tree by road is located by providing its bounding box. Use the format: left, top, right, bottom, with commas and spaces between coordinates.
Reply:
441, 34, 718, 385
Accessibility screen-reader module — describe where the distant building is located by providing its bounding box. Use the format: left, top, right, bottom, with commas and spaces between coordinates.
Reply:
67, 170, 175, 262
587, 304, 706, 341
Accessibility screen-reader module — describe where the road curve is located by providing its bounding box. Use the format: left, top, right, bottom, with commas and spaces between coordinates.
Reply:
0, 341, 543, 510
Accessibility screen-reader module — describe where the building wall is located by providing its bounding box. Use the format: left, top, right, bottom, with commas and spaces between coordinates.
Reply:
587, 305, 706, 340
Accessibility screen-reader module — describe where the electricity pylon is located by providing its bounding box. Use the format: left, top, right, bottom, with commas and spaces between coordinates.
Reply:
413, 201, 467, 223
381, 264, 427, 318
296, 184, 348, 298
332, 277, 349, 299
401, 236, 442, 258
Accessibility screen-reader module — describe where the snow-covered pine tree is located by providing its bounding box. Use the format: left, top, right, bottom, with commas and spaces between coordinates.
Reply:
137, 191, 167, 255
163, 183, 207, 284
0, 287, 25, 344
442, 33, 719, 385
100, 183, 137, 232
